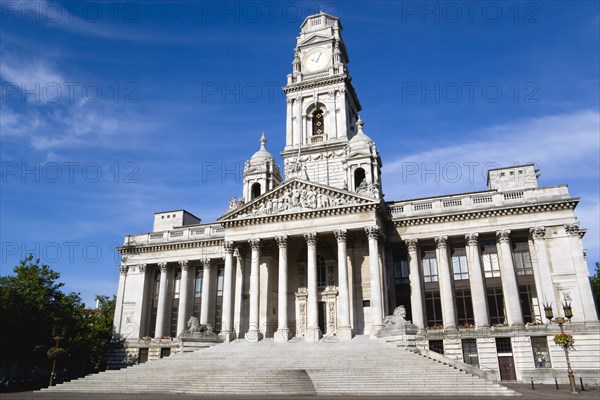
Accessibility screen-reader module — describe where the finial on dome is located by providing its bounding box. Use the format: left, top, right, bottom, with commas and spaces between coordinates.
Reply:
260, 132, 267, 149
357, 117, 365, 135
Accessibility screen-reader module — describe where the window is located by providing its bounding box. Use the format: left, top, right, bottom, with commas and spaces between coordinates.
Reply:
160, 347, 171, 358
496, 337, 512, 354
519, 285, 540, 323
148, 271, 161, 337
312, 109, 324, 136
512, 240, 533, 275
354, 168, 366, 190
462, 339, 479, 367
217, 269, 224, 296
393, 248, 409, 285
487, 286, 505, 325
425, 291, 442, 327
429, 340, 444, 354
251, 182, 261, 200
456, 289, 474, 325
170, 270, 181, 336
451, 247, 468, 280
193, 269, 203, 319
531, 336, 552, 368
317, 255, 327, 287
422, 249, 438, 283
481, 240, 500, 278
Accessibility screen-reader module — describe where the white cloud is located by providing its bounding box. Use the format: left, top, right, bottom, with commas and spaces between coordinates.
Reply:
384, 110, 600, 199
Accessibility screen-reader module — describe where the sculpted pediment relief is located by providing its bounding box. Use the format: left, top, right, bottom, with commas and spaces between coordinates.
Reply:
220, 179, 378, 221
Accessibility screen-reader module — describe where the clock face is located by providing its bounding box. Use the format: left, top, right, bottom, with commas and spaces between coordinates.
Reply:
303, 49, 329, 73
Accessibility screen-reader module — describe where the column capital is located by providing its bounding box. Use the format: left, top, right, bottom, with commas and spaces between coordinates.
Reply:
201, 259, 212, 269
465, 232, 479, 246
404, 239, 418, 252
334, 229, 347, 243
304, 232, 318, 246
157, 262, 168, 272
434, 235, 448, 249
564, 223, 580, 236
365, 225, 380, 240
178, 260, 189, 270
248, 238, 261, 251
119, 265, 129, 275
529, 226, 546, 240
496, 229, 511, 243
224, 241, 234, 254
275, 235, 288, 249
138, 263, 147, 273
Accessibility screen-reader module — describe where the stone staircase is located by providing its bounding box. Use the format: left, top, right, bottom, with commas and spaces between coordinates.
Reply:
43, 335, 518, 396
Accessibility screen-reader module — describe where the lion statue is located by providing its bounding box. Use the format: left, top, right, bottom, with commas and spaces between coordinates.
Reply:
383, 305, 408, 326
187, 316, 200, 334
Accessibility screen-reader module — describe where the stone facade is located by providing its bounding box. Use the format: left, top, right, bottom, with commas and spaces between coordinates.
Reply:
112, 13, 599, 384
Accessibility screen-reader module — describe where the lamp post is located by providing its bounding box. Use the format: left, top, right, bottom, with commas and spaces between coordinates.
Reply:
544, 301, 577, 394
48, 325, 66, 387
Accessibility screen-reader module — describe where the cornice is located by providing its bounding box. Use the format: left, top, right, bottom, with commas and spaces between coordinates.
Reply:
119, 239, 224, 255
391, 200, 577, 227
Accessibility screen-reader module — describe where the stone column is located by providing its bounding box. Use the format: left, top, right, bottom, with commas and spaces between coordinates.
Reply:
405, 239, 425, 329
564, 224, 597, 321
112, 265, 128, 338
465, 233, 489, 327
200, 259, 213, 330
334, 229, 353, 340
176, 260, 190, 336
221, 242, 235, 341
274, 236, 290, 342
295, 96, 302, 146
496, 230, 523, 326
233, 247, 244, 338
305, 232, 322, 342
154, 262, 169, 338
247, 238, 261, 342
435, 236, 457, 329
529, 227, 557, 319
366, 226, 384, 335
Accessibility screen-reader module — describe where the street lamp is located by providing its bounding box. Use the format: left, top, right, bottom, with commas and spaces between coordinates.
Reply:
48, 325, 66, 387
544, 301, 577, 394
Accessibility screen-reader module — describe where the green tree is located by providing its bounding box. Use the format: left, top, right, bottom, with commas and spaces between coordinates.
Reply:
0, 256, 115, 376
0, 255, 84, 369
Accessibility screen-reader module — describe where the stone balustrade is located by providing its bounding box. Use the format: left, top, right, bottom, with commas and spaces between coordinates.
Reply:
387, 185, 570, 218
124, 223, 225, 246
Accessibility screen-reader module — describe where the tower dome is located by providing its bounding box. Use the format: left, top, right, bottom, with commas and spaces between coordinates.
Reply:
250, 133, 275, 164
348, 117, 375, 155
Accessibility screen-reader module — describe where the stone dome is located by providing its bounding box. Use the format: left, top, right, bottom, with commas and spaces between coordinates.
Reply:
348, 118, 375, 154
250, 133, 275, 164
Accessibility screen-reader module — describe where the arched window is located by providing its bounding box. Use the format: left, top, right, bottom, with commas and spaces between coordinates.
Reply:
354, 168, 366, 190
312, 109, 324, 136
251, 182, 261, 200
317, 255, 327, 287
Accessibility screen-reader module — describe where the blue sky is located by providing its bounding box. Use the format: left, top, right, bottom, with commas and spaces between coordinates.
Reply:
1, 0, 598, 307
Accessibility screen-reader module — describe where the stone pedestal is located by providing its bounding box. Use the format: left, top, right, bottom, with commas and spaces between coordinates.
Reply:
377, 305, 419, 348
305, 327, 322, 343
245, 329, 263, 343
336, 326, 354, 341
273, 328, 291, 342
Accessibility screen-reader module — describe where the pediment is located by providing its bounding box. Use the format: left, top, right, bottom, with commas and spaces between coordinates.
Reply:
219, 179, 379, 222
298, 33, 331, 47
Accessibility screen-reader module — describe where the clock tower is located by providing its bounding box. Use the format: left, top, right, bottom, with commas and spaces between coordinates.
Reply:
281, 13, 381, 197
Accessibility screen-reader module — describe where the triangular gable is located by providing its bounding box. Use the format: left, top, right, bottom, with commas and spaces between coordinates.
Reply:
219, 178, 379, 222
297, 33, 331, 47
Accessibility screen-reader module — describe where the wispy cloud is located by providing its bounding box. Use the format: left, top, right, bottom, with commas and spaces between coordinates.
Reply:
384, 110, 600, 199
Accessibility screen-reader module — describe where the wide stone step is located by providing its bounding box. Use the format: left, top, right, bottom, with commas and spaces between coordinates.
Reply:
43, 336, 519, 396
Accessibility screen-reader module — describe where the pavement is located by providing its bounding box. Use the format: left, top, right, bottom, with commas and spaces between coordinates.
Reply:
0, 384, 598, 400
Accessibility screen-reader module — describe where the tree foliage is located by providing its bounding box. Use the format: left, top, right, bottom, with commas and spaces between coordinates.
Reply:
0, 255, 115, 374
592, 262, 600, 319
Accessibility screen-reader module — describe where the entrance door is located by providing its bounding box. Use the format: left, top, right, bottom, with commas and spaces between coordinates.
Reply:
498, 356, 517, 381
318, 301, 326, 333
